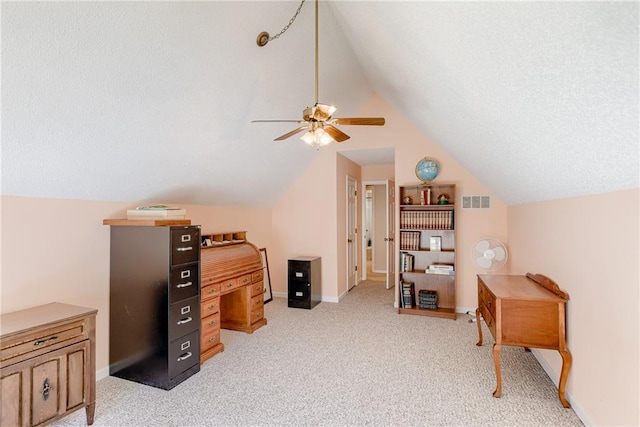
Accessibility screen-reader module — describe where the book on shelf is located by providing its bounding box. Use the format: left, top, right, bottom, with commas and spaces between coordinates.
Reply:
399, 252, 415, 272
127, 205, 186, 219
427, 264, 455, 275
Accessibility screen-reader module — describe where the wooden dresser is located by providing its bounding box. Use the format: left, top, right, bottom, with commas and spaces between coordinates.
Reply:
200, 231, 267, 363
1, 303, 97, 426
475, 273, 572, 408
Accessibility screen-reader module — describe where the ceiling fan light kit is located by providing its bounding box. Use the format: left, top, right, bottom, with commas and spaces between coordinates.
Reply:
253, 0, 385, 149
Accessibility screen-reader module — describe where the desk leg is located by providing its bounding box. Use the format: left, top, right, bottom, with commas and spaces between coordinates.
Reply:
86, 402, 96, 425
558, 350, 572, 408
492, 344, 502, 398
475, 308, 483, 346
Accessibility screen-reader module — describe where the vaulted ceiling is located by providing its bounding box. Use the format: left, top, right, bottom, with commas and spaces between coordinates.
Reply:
2, 1, 638, 207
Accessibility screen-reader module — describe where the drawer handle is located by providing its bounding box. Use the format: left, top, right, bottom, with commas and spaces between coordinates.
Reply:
208, 288, 217, 294
34, 336, 58, 346
176, 281, 193, 288
227, 283, 234, 288
42, 378, 52, 400
208, 319, 217, 326
177, 246, 193, 252
242, 278, 249, 283
177, 317, 192, 325
208, 336, 217, 343
177, 352, 192, 362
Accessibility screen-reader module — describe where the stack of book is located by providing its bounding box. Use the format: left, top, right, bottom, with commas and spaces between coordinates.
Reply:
418, 290, 437, 309
427, 264, 454, 275
399, 252, 415, 272
400, 210, 454, 230
400, 281, 415, 308
126, 205, 186, 220
399, 231, 421, 251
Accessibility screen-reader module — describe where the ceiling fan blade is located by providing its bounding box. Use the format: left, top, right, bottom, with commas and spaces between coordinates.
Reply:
324, 125, 350, 143
274, 126, 309, 141
251, 120, 304, 123
332, 117, 386, 126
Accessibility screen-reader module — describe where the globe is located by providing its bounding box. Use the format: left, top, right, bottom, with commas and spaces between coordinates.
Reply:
415, 157, 439, 182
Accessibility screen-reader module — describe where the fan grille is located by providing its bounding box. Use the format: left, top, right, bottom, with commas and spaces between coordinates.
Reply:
472, 238, 507, 271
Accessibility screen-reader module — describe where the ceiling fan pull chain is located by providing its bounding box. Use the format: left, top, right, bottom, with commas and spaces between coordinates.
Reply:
256, 0, 307, 47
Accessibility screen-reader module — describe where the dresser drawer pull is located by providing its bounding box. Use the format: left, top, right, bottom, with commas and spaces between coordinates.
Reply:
177, 351, 192, 362
176, 281, 193, 288
208, 336, 217, 343
208, 319, 217, 326
208, 304, 218, 310
176, 317, 192, 325
176, 246, 193, 252
34, 336, 58, 346
42, 378, 52, 400
227, 283, 234, 288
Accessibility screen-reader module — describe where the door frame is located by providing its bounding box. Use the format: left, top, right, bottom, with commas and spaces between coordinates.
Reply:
361, 180, 387, 282
346, 175, 358, 291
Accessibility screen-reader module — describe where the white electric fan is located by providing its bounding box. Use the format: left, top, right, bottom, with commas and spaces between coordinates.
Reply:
469, 238, 508, 323
472, 238, 508, 271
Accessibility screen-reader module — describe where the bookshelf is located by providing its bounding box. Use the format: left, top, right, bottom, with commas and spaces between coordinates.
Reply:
398, 183, 456, 320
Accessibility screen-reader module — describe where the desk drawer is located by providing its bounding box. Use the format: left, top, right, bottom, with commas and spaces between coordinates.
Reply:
252, 270, 264, 283
202, 282, 221, 301
201, 297, 220, 318
251, 307, 264, 324
238, 273, 252, 287
201, 313, 220, 335
251, 281, 264, 297
251, 295, 264, 311
201, 329, 221, 354
220, 278, 238, 294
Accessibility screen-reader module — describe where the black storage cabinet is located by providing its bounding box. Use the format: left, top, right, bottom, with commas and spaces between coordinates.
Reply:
108, 224, 201, 390
288, 256, 321, 309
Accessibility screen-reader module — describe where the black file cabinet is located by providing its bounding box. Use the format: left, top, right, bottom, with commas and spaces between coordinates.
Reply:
108, 224, 201, 390
288, 256, 321, 309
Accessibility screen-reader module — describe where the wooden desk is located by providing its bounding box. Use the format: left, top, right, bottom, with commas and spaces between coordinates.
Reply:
475, 273, 572, 408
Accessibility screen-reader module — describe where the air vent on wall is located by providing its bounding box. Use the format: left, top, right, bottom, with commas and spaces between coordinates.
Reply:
462, 195, 491, 209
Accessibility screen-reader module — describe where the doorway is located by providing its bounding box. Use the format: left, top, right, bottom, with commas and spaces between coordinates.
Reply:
363, 182, 387, 282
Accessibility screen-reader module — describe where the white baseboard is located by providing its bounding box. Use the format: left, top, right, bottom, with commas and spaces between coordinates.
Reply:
528, 351, 591, 425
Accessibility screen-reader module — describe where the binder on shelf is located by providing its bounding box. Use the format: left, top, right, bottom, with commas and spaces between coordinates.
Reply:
401, 281, 415, 308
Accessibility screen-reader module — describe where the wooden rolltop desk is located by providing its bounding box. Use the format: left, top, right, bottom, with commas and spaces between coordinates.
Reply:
200, 231, 267, 363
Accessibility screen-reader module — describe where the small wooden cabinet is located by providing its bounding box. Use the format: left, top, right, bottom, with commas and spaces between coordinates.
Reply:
200, 231, 267, 364
1, 303, 97, 426
398, 183, 456, 319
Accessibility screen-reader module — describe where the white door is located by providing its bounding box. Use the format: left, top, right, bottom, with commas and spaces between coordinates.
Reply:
347, 176, 357, 291
385, 180, 396, 290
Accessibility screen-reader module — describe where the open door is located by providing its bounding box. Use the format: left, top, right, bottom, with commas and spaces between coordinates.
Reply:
347, 176, 357, 291
385, 179, 395, 289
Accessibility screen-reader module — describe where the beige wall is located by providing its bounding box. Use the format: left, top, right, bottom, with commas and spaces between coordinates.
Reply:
508, 188, 639, 426
0, 196, 271, 374
3, 95, 633, 424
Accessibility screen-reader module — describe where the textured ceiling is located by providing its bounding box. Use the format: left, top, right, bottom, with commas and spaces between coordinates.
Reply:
2, 1, 638, 207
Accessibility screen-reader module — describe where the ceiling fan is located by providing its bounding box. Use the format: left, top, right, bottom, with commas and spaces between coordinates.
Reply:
252, 0, 385, 148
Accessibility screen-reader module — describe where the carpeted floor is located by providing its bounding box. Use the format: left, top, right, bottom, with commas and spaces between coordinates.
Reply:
53, 280, 583, 426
